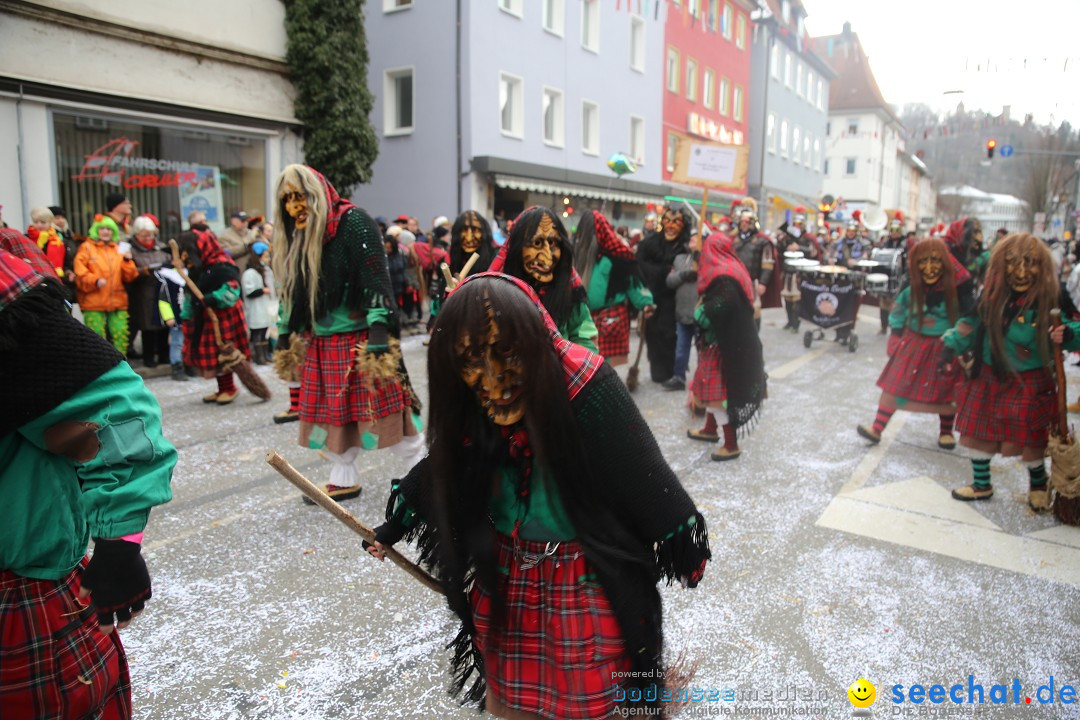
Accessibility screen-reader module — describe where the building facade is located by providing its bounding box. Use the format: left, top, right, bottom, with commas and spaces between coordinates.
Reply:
661, 0, 754, 218
938, 185, 1028, 235
747, 0, 834, 231
818, 23, 905, 225
364, 0, 668, 229
0, 0, 302, 237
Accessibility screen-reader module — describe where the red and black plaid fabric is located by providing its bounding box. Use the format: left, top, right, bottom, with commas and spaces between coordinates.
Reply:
955, 366, 1056, 448
469, 533, 630, 719
0, 249, 45, 313
0, 228, 55, 281
691, 343, 727, 406
697, 233, 754, 302
592, 303, 630, 359
877, 332, 959, 403
593, 211, 635, 261
300, 330, 406, 425
0, 558, 131, 720
182, 290, 251, 372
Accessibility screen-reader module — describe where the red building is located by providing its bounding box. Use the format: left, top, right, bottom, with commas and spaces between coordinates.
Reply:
662, 0, 755, 203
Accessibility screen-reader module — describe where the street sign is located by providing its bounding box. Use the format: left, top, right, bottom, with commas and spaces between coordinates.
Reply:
1000, 144, 1014, 158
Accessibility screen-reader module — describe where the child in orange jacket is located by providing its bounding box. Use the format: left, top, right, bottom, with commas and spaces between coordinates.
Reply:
74, 215, 138, 353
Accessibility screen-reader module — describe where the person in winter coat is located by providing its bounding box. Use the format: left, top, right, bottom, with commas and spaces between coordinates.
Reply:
241, 241, 275, 365
27, 207, 65, 278
664, 230, 702, 390
74, 215, 138, 354
155, 263, 188, 381
637, 206, 691, 382
128, 216, 171, 368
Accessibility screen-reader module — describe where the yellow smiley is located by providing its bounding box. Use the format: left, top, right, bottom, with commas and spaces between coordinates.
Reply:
848, 679, 876, 708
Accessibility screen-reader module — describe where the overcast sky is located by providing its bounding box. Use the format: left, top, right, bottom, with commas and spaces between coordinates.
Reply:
803, 0, 1080, 127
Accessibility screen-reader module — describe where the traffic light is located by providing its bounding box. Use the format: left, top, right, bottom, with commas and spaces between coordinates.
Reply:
986, 138, 997, 159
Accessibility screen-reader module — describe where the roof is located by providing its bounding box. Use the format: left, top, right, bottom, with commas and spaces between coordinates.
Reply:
939, 185, 992, 199
817, 28, 901, 126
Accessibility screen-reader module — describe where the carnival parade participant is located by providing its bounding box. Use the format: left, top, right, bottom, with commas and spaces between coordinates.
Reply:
857, 239, 975, 449
74, 215, 139, 354
175, 212, 250, 406
0, 250, 175, 720
365, 272, 710, 720
875, 212, 909, 334
778, 205, 821, 333
429, 210, 496, 326
271, 164, 424, 503
638, 205, 691, 382
488, 206, 598, 353
944, 217, 984, 278
731, 197, 780, 330
836, 216, 867, 268
941, 233, 1080, 510
686, 232, 767, 461
573, 209, 654, 366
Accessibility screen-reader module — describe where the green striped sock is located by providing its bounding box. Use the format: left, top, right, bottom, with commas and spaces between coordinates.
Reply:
1028, 462, 1047, 488
971, 458, 992, 490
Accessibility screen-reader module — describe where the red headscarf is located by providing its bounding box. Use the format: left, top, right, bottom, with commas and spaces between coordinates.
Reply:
0, 250, 45, 313
451, 272, 602, 400
592, 210, 635, 261
190, 226, 234, 268
307, 166, 357, 243
697, 232, 754, 302
943, 218, 966, 252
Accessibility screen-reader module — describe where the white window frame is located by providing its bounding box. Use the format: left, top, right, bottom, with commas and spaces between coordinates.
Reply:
824, 158, 829, 176
581, 0, 600, 53
686, 58, 698, 102
735, 12, 746, 49
780, 119, 789, 158
666, 47, 680, 93
813, 138, 821, 172
709, 0, 719, 31
721, 2, 733, 40
792, 126, 801, 164
733, 85, 743, 122
689, 0, 701, 17
703, 68, 715, 110
581, 100, 600, 156
784, 49, 792, 88
847, 118, 859, 136
383, 66, 415, 136
718, 76, 730, 116
499, 71, 525, 139
766, 113, 776, 154
806, 71, 815, 106
542, 0, 564, 37
542, 86, 565, 148
770, 43, 779, 80
803, 134, 810, 168
629, 15, 646, 73
666, 132, 678, 173
845, 157, 857, 176
795, 62, 803, 97
817, 79, 825, 110
383, 0, 412, 12
498, 0, 523, 18
630, 115, 645, 166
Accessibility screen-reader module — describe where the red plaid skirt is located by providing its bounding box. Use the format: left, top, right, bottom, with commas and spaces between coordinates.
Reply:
877, 332, 958, 404
956, 365, 1056, 449
592, 303, 631, 362
691, 343, 726, 407
182, 296, 250, 375
300, 330, 406, 426
469, 534, 630, 720
0, 558, 131, 720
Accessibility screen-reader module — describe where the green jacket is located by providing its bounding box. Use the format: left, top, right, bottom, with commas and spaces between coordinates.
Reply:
276, 291, 390, 337
0, 363, 175, 579
563, 300, 599, 353
889, 286, 954, 337
942, 309, 1080, 372
585, 256, 654, 313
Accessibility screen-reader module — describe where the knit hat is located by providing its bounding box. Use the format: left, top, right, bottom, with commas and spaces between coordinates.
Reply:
105, 193, 128, 212
434, 215, 450, 228
398, 230, 416, 245
433, 225, 450, 240
47, 206, 66, 219
0, 250, 45, 314
251, 241, 269, 257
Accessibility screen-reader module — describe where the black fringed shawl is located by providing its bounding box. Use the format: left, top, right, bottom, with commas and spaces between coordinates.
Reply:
376, 363, 709, 712
701, 276, 767, 433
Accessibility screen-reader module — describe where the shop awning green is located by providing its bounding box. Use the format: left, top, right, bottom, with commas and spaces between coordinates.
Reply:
493, 174, 666, 207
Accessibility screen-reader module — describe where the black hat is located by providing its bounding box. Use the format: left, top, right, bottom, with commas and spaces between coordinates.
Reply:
433, 225, 449, 239
230, 210, 249, 221
105, 193, 128, 212
48, 205, 66, 218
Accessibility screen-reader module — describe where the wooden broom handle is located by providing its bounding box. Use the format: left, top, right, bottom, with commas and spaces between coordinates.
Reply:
169, 238, 225, 348
1052, 309, 1070, 439
266, 451, 445, 596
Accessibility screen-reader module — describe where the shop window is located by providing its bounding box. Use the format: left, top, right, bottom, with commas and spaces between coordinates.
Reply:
53, 111, 267, 237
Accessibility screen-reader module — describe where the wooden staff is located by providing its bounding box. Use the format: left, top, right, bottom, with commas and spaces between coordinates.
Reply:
438, 252, 481, 292
266, 451, 445, 596
1052, 309, 1070, 439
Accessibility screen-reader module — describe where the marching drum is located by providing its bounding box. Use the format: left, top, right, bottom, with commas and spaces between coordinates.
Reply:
865, 273, 890, 294
870, 248, 905, 293
783, 250, 806, 272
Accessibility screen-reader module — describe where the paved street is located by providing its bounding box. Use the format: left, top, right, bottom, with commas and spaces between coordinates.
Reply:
124, 308, 1080, 720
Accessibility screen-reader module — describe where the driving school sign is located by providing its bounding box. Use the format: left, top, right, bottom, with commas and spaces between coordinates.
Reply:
71, 137, 200, 190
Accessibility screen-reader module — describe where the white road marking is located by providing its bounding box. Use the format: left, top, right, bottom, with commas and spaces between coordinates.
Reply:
769, 348, 827, 380
839, 415, 907, 494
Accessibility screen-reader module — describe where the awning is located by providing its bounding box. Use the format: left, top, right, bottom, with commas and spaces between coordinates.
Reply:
493, 174, 665, 206
771, 193, 797, 212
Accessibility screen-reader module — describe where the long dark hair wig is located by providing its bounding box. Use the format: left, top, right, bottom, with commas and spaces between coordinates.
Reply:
908, 238, 958, 329
426, 276, 651, 651
500, 207, 578, 327
449, 210, 497, 276
572, 210, 642, 303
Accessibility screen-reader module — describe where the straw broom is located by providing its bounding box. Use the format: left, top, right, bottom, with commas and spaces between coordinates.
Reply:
626, 315, 647, 392
1049, 310, 1080, 524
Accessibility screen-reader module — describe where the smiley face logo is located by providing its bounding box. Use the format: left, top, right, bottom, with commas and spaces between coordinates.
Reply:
848, 679, 876, 708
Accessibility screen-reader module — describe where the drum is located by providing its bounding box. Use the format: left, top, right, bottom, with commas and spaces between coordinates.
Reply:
783, 250, 806, 273
789, 258, 820, 271
856, 260, 880, 271
865, 273, 890, 294
870, 248, 905, 293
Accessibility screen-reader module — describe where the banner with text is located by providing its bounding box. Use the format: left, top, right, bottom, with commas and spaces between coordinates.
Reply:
670, 134, 750, 191
798, 274, 858, 329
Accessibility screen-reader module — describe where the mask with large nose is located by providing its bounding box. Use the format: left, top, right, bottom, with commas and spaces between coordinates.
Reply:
457, 301, 526, 425
522, 214, 561, 284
